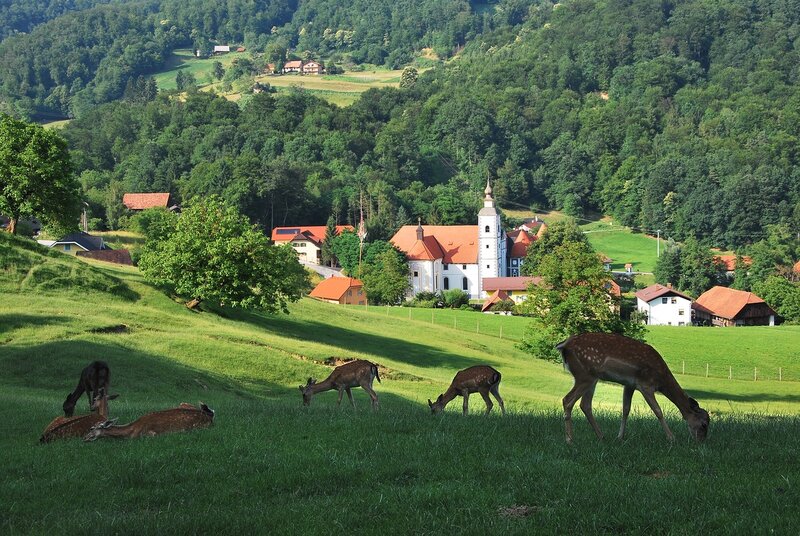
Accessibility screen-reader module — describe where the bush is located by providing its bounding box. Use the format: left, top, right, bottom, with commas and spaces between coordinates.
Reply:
442, 289, 469, 308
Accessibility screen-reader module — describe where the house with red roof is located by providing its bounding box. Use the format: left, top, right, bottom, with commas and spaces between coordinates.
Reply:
635, 283, 692, 326
482, 277, 542, 304
270, 225, 353, 265
122, 193, 174, 212
282, 60, 303, 73
713, 254, 752, 278
391, 182, 515, 300
693, 286, 776, 326
309, 277, 366, 305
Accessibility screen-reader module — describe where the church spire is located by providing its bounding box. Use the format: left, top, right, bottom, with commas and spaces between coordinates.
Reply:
416, 218, 424, 240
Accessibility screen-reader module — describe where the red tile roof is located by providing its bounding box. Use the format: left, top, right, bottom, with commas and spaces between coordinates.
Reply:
794, 260, 800, 273
309, 277, 362, 300
481, 290, 511, 312
406, 236, 445, 261
122, 193, 171, 211
483, 276, 542, 292
284, 60, 303, 69
391, 225, 478, 264
714, 254, 752, 271
694, 286, 774, 320
271, 225, 353, 244
507, 229, 534, 258
604, 280, 621, 297
635, 284, 691, 303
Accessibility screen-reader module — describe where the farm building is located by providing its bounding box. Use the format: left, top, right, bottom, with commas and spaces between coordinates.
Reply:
302, 60, 323, 75
693, 286, 776, 326
122, 193, 175, 212
482, 277, 542, 304
213, 45, 231, 54
309, 277, 366, 305
282, 60, 303, 73
635, 284, 692, 326
270, 225, 354, 265
39, 232, 107, 255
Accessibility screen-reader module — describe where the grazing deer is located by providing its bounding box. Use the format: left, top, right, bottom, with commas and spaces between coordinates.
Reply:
299, 360, 381, 410
556, 332, 710, 444
428, 365, 505, 416
83, 403, 215, 441
41, 390, 117, 443
63, 361, 115, 417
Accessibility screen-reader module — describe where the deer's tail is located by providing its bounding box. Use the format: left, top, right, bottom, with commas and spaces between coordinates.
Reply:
372, 363, 381, 383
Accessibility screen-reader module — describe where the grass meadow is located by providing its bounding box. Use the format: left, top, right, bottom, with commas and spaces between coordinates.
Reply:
1, 233, 799, 534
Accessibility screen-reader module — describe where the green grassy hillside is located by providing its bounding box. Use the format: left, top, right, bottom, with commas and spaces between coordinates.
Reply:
1, 233, 798, 533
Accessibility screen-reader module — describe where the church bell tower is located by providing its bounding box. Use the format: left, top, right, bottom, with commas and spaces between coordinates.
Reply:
477, 180, 506, 296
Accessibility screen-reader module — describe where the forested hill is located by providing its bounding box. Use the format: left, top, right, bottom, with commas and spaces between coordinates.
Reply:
0, 0, 488, 118
58, 0, 800, 251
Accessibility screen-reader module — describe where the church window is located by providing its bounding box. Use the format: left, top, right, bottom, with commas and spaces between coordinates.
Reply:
413, 271, 419, 277
486, 244, 489, 249
484, 225, 490, 233
462, 277, 468, 291
462, 264, 466, 270
444, 277, 449, 290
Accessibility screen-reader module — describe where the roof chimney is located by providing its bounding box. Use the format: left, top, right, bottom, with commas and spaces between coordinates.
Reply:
416, 218, 424, 241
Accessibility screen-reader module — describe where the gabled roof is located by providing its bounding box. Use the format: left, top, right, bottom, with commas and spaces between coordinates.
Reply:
714, 254, 752, 271
507, 229, 534, 258
604, 280, 621, 297
483, 276, 542, 292
481, 290, 511, 312
53, 232, 105, 251
284, 60, 303, 68
271, 225, 353, 244
122, 193, 171, 211
635, 284, 691, 303
391, 225, 478, 264
694, 286, 775, 320
309, 277, 362, 300
406, 236, 445, 261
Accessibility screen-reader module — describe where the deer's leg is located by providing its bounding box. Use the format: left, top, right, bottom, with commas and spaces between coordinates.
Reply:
563, 378, 594, 444
345, 388, 355, 409
337, 387, 345, 406
362, 383, 379, 411
579, 381, 603, 440
618, 385, 635, 439
640, 388, 674, 441
490, 383, 506, 415
479, 389, 493, 415
462, 390, 470, 415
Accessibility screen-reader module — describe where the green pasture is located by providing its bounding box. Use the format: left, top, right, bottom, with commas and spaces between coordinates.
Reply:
581, 219, 661, 273
1, 233, 799, 533
152, 49, 243, 91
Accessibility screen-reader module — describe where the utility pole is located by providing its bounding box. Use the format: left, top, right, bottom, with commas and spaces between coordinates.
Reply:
657, 229, 661, 257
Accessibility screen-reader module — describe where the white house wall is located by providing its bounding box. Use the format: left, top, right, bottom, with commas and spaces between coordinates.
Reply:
637, 297, 691, 326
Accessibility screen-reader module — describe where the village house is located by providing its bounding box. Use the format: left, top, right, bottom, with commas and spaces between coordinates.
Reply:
635, 283, 693, 326
693, 286, 776, 326
482, 277, 542, 304
38, 232, 107, 255
301, 60, 323, 75
213, 45, 231, 54
713, 254, 752, 279
270, 225, 353, 265
282, 60, 303, 73
122, 193, 175, 212
309, 277, 366, 305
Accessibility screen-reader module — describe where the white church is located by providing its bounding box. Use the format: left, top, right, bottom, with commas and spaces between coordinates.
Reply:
390, 181, 537, 300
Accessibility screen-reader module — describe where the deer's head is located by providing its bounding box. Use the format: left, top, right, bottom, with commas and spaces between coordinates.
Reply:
83, 418, 118, 442
686, 398, 710, 442
428, 395, 445, 415
89, 390, 119, 417
299, 378, 317, 406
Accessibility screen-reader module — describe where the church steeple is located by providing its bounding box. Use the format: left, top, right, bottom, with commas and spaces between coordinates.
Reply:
478, 179, 507, 293
416, 218, 424, 240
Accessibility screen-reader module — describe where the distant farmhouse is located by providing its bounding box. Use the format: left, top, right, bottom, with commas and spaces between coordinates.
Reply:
693, 286, 776, 326
270, 225, 354, 265
636, 284, 693, 326
282, 60, 324, 75
38, 232, 107, 255
122, 193, 177, 212
309, 277, 366, 305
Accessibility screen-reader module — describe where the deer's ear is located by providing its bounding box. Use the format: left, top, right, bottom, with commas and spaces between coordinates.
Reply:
427, 399, 433, 407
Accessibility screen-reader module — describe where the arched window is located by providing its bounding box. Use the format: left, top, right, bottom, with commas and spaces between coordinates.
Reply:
443, 277, 449, 290
484, 225, 490, 233
462, 277, 468, 291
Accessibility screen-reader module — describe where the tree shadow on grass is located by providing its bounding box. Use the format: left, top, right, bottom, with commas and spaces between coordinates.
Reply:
0, 314, 72, 335
224, 308, 488, 372
686, 387, 800, 405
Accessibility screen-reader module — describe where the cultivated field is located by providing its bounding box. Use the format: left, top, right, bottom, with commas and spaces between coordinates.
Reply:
1, 233, 799, 533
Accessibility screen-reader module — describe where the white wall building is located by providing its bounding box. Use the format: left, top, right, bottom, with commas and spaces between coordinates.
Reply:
391, 181, 526, 300
635, 284, 693, 326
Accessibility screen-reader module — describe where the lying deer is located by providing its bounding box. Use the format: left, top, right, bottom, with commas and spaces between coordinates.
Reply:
41, 390, 118, 443
84, 402, 215, 441
428, 365, 505, 415
299, 360, 381, 410
63, 360, 115, 417
556, 332, 710, 443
